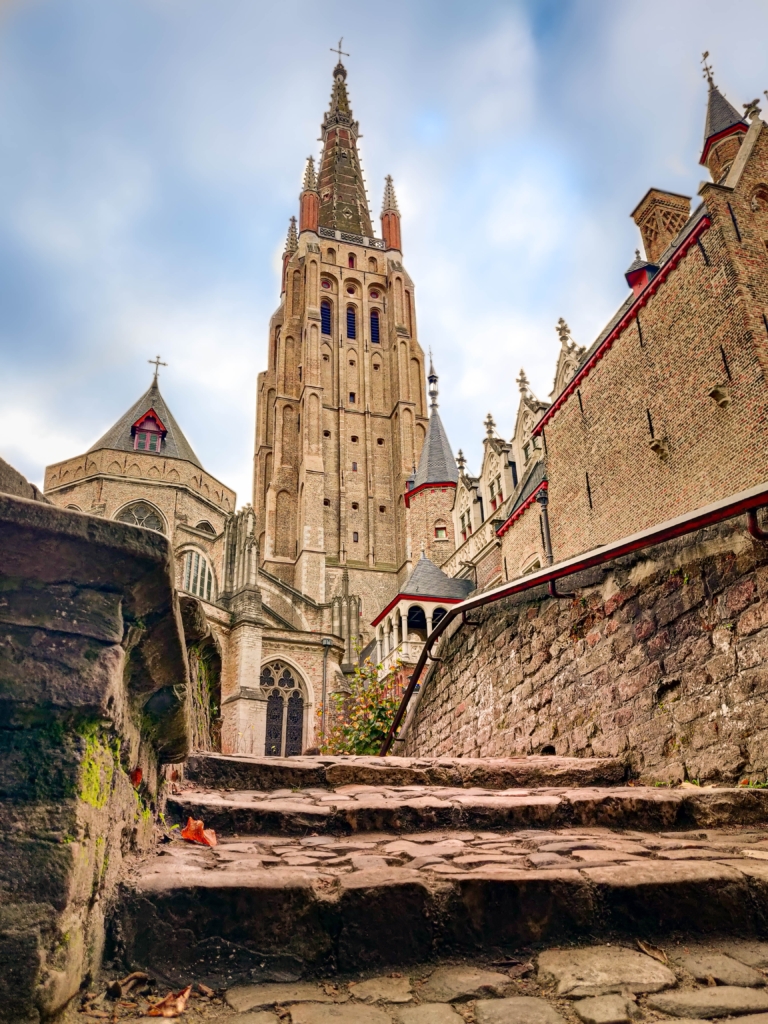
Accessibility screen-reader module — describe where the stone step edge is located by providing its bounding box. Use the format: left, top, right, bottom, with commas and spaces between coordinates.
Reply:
165, 786, 768, 835
183, 752, 628, 792
116, 857, 768, 985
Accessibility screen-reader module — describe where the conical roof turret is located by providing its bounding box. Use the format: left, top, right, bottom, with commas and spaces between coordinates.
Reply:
412, 361, 459, 488
382, 175, 399, 214
285, 216, 298, 253
302, 155, 317, 192
700, 54, 748, 169
88, 376, 203, 468
317, 61, 373, 236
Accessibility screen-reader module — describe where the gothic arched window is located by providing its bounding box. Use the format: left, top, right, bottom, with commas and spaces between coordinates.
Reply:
346, 306, 357, 339
348, 253, 356, 269
116, 502, 164, 534
321, 300, 332, 336
260, 663, 305, 756
182, 550, 215, 601
370, 309, 380, 343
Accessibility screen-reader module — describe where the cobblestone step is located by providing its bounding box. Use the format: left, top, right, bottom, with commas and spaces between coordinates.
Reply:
166, 784, 768, 836
118, 824, 768, 988
183, 753, 627, 792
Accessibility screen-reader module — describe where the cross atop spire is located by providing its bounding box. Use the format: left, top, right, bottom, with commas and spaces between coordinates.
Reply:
330, 37, 349, 62
484, 412, 496, 438
556, 318, 572, 348
148, 355, 167, 383
517, 368, 530, 395
456, 449, 466, 473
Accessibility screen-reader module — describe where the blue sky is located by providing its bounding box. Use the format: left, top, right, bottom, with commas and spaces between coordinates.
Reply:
1, 0, 767, 504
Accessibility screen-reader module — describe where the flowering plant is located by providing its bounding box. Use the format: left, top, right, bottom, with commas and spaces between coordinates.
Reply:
319, 648, 403, 755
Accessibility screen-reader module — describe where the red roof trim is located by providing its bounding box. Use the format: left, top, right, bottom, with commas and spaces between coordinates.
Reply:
700, 123, 748, 166
496, 481, 547, 538
131, 408, 167, 437
371, 592, 464, 628
533, 216, 711, 438
403, 480, 456, 509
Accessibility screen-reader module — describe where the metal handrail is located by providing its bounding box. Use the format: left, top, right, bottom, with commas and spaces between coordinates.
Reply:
379, 481, 768, 755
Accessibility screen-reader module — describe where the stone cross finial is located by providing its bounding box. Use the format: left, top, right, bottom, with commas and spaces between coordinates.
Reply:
517, 368, 530, 395
744, 98, 762, 121
556, 318, 571, 347
457, 449, 466, 472
484, 412, 496, 438
148, 355, 167, 382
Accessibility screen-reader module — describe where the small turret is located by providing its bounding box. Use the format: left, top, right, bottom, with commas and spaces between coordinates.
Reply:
282, 216, 298, 294
427, 351, 438, 411
299, 156, 319, 234
700, 52, 748, 181
381, 175, 402, 252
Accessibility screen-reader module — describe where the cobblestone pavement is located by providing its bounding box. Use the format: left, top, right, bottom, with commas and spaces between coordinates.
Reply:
146, 823, 768, 880
67, 941, 768, 1022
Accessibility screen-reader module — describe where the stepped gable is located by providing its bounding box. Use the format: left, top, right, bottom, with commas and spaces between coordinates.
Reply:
88, 378, 203, 468
403, 550, 473, 600
317, 60, 373, 236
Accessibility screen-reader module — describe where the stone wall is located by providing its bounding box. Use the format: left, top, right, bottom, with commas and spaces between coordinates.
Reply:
0, 489, 189, 1023
403, 516, 768, 785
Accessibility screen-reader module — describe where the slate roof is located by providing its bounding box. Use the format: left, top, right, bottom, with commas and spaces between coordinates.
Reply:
412, 408, 459, 488
509, 459, 547, 517
704, 83, 747, 144
88, 379, 204, 469
402, 553, 474, 601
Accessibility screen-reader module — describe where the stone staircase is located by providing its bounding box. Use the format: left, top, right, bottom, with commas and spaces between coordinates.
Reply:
114, 753, 768, 998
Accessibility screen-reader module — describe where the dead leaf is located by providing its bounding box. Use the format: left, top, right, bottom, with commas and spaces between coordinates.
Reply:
637, 939, 669, 965
147, 985, 192, 1017
508, 961, 534, 979
180, 817, 217, 847
197, 983, 214, 998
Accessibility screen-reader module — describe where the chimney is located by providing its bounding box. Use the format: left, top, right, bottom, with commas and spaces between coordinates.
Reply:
631, 189, 691, 264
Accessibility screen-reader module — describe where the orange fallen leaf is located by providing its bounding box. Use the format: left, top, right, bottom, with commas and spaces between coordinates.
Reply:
130, 767, 143, 787
147, 984, 192, 1017
180, 817, 217, 847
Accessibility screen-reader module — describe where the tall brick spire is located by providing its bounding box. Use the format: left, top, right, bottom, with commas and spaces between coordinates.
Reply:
381, 175, 402, 251
317, 61, 373, 236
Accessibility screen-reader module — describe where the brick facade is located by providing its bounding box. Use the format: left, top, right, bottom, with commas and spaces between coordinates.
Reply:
403, 517, 768, 784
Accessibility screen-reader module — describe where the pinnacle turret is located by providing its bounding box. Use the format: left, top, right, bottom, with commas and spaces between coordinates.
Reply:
699, 52, 748, 177
285, 216, 298, 254
427, 354, 439, 410
382, 175, 399, 214
302, 156, 317, 192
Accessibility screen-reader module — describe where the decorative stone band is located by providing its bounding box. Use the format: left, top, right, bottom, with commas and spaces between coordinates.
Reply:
318, 225, 385, 249
533, 214, 712, 438
495, 481, 547, 539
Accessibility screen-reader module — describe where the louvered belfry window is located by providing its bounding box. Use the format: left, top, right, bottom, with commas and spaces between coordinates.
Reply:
370, 309, 380, 343
321, 300, 331, 335
346, 306, 356, 338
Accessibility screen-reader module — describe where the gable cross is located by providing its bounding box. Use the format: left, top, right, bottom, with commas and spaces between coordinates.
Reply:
148, 355, 167, 382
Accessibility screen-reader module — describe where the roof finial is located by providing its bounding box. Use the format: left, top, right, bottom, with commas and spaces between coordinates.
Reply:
484, 412, 496, 438
517, 368, 530, 395
330, 37, 349, 63
382, 175, 399, 214
285, 215, 298, 253
456, 449, 466, 472
302, 155, 317, 191
427, 355, 439, 410
420, 539, 426, 558
744, 98, 762, 121
148, 355, 167, 383
556, 318, 572, 348
701, 50, 715, 88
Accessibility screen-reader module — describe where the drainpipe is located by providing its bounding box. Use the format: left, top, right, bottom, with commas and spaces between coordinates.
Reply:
320, 637, 333, 743
536, 487, 554, 565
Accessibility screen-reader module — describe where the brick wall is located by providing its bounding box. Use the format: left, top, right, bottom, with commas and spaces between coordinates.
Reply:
403, 517, 768, 784
536, 123, 768, 565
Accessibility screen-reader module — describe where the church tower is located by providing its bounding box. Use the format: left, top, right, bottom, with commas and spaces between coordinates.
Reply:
253, 58, 430, 634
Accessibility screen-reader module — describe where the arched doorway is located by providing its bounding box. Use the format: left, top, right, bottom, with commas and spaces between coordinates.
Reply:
260, 662, 306, 756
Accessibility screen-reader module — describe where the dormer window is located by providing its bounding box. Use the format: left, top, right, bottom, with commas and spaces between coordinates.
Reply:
132, 409, 166, 453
